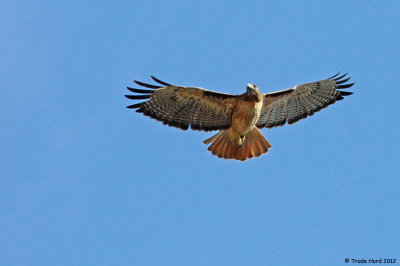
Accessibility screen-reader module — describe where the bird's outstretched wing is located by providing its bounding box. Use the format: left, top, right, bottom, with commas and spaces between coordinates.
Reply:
125, 76, 238, 131
256, 73, 355, 128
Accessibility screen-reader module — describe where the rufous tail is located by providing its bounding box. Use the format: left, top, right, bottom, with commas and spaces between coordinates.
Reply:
203, 127, 272, 161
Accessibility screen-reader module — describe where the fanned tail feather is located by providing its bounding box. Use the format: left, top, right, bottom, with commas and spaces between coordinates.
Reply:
203, 127, 271, 161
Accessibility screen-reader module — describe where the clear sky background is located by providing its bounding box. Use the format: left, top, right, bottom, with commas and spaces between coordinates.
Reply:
1, 1, 399, 265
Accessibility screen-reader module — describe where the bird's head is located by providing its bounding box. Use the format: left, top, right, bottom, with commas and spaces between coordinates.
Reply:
246, 83, 261, 101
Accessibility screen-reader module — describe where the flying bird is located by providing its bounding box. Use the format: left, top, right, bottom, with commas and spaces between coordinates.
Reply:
125, 73, 354, 161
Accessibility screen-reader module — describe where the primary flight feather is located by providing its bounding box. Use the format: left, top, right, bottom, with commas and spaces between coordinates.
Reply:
125, 73, 354, 161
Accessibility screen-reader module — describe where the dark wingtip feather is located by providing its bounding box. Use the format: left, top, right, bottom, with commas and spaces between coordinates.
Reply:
340, 91, 353, 96
125, 94, 152, 100
151, 76, 172, 86
328, 72, 340, 79
337, 83, 355, 89
133, 80, 161, 89
127, 87, 155, 94
335, 77, 351, 84
126, 102, 144, 109
334, 72, 348, 81
336, 96, 344, 101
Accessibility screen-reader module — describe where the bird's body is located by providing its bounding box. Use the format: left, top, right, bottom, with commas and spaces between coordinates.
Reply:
125, 73, 354, 161
202, 85, 270, 160
229, 86, 263, 145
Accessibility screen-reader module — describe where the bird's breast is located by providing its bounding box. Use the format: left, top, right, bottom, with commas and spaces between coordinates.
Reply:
231, 99, 263, 135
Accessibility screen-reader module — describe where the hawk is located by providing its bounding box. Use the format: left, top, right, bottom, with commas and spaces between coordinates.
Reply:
125, 73, 354, 161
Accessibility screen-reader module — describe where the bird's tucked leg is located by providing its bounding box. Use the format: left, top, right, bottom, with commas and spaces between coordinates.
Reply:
228, 128, 245, 147
238, 135, 246, 147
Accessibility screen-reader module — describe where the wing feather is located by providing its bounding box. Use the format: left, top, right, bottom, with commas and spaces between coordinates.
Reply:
257, 73, 354, 128
125, 77, 238, 131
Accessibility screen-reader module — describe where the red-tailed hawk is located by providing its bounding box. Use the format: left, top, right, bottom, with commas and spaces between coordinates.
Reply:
125, 73, 354, 161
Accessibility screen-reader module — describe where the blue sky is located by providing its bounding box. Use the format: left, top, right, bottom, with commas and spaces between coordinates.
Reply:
1, 0, 399, 265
